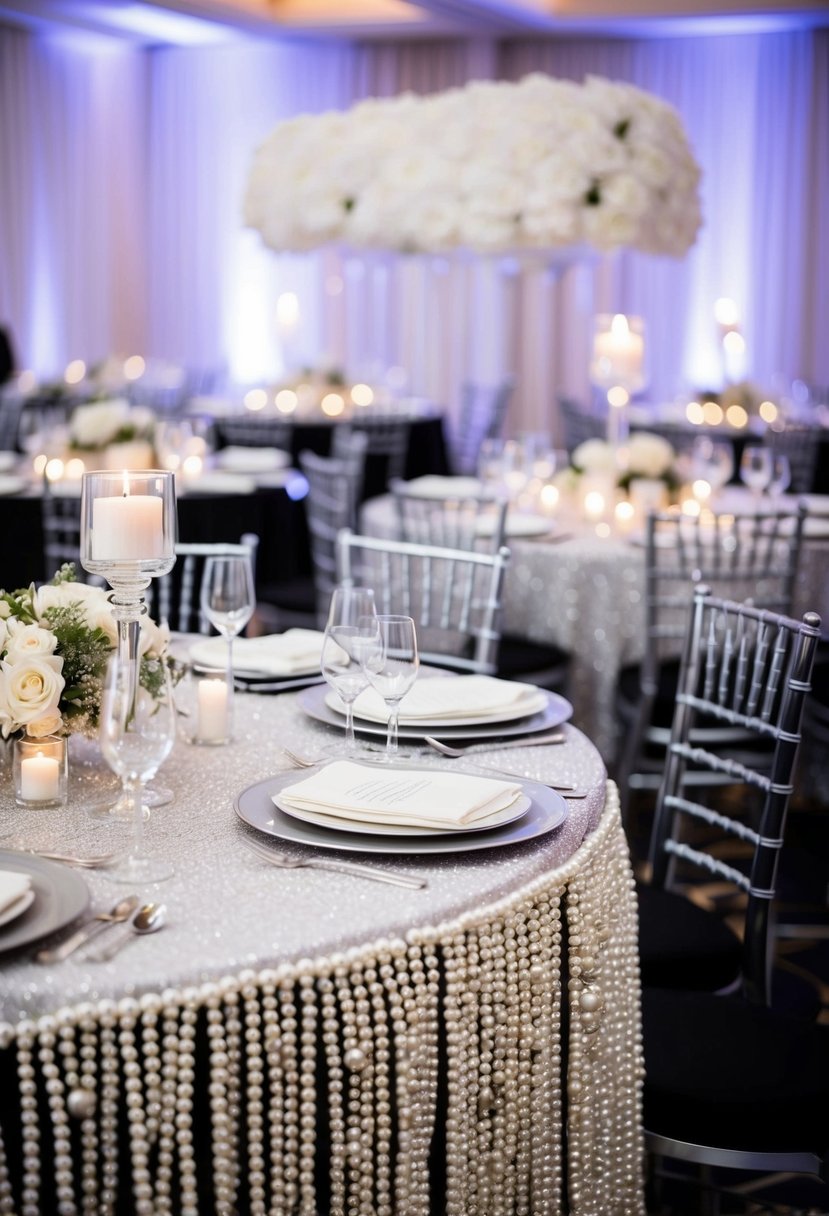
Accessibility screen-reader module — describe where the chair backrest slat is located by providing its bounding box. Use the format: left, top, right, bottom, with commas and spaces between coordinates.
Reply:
336, 529, 510, 675
649, 586, 821, 1004
299, 435, 368, 626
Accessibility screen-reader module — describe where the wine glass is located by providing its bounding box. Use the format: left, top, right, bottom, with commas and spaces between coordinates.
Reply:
691, 436, 734, 494
99, 653, 176, 884
200, 554, 256, 741
740, 444, 773, 501
768, 454, 792, 499
360, 615, 419, 760
320, 587, 378, 755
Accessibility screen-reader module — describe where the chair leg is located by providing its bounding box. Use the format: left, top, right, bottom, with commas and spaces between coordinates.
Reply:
615, 693, 655, 829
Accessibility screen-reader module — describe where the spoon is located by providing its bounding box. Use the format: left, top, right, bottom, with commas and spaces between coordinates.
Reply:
87, 902, 167, 963
36, 895, 140, 964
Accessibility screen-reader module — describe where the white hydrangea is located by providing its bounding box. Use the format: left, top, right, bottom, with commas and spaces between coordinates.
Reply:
244, 73, 702, 258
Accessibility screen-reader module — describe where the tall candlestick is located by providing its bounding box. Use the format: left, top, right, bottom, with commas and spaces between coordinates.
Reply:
591, 314, 645, 389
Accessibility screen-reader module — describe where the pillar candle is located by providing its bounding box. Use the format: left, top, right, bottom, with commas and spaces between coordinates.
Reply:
21, 752, 60, 801
197, 679, 228, 743
593, 315, 644, 387
91, 489, 164, 560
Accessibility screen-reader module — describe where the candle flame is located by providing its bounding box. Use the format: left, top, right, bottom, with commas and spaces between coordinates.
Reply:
610, 313, 630, 337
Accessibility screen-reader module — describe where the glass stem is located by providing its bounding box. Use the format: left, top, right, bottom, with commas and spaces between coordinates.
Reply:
125, 777, 143, 860
386, 701, 400, 757
226, 633, 235, 742
343, 700, 356, 753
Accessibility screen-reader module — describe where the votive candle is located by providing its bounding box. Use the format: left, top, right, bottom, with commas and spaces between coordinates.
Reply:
197, 679, 229, 743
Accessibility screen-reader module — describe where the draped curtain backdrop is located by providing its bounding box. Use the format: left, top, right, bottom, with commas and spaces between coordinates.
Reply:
0, 22, 827, 440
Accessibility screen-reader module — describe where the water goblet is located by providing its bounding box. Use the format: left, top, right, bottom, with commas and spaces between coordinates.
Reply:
99, 653, 176, 885
199, 553, 256, 742
691, 436, 734, 493
740, 444, 773, 502
320, 587, 378, 755
768, 454, 792, 499
360, 615, 419, 760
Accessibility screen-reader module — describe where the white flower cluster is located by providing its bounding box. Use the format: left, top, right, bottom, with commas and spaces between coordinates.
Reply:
245, 73, 702, 258
571, 431, 677, 483
69, 399, 156, 450
0, 580, 168, 740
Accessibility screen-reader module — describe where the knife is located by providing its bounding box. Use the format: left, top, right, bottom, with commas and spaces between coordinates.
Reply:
36, 894, 140, 964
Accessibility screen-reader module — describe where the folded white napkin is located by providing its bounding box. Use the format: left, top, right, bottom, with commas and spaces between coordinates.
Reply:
401, 475, 483, 500
191, 629, 326, 675
275, 760, 522, 829
217, 446, 290, 473
0, 870, 32, 916
338, 675, 548, 724
184, 472, 256, 496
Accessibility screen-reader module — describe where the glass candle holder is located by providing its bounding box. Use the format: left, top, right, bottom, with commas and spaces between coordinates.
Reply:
177, 668, 233, 746
14, 735, 68, 808
590, 313, 647, 445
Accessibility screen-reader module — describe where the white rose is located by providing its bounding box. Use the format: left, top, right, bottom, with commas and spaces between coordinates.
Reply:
26, 711, 64, 739
0, 601, 10, 619
572, 439, 617, 476
0, 655, 65, 737
139, 617, 170, 659
0, 617, 7, 653
626, 432, 675, 478
70, 399, 131, 447
35, 581, 112, 631
4, 620, 59, 662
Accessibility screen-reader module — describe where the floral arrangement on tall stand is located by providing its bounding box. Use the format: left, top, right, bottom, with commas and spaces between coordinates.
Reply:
0, 565, 169, 750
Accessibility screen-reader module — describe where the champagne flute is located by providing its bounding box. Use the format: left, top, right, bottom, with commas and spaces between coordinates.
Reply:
99, 654, 176, 884
360, 615, 419, 760
740, 444, 773, 501
320, 587, 378, 755
200, 554, 256, 742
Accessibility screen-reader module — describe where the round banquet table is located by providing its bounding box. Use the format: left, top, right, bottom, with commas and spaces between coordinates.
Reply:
359, 493, 829, 763
0, 692, 644, 1216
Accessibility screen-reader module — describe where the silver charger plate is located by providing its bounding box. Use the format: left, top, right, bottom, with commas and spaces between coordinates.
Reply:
297, 682, 573, 742
235, 768, 568, 856
0, 850, 90, 954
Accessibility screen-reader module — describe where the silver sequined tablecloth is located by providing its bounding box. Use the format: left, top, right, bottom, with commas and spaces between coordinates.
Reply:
0, 692, 645, 1216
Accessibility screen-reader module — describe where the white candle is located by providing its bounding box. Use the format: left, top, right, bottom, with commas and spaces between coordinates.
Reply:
91, 479, 164, 561
592, 314, 644, 387
21, 751, 60, 801
197, 679, 228, 743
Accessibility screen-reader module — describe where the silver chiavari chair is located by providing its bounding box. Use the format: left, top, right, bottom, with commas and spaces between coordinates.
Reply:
389, 479, 508, 553
336, 528, 510, 675
152, 535, 259, 634
299, 436, 368, 627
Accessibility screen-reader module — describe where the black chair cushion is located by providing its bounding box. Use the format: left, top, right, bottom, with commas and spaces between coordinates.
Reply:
618, 658, 681, 725
497, 635, 569, 689
643, 987, 829, 1156
637, 883, 741, 991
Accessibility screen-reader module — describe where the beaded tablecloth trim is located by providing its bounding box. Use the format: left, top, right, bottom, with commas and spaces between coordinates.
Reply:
0, 782, 643, 1215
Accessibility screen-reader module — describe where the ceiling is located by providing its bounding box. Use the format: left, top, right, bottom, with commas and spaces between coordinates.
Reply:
1, 0, 826, 44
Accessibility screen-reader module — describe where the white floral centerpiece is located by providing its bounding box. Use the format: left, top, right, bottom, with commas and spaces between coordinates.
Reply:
0, 566, 169, 741
68, 399, 157, 470
244, 74, 702, 258
561, 431, 680, 496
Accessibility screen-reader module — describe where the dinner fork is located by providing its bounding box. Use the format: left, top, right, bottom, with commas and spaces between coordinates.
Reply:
241, 836, 427, 889
12, 847, 120, 869
424, 731, 566, 757
281, 747, 324, 768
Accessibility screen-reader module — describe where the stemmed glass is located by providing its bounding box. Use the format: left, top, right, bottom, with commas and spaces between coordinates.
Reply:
360, 615, 419, 760
199, 554, 256, 743
320, 587, 378, 755
691, 436, 734, 494
768, 454, 792, 499
99, 653, 176, 884
740, 444, 773, 502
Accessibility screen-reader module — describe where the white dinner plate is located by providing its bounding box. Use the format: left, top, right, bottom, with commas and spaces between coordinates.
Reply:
477, 514, 555, 539
0, 851, 89, 954
0, 888, 35, 928
298, 682, 573, 741
216, 446, 290, 474
275, 782, 532, 837
236, 769, 567, 855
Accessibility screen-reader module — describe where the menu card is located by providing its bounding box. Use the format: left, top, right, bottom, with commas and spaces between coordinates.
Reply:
275, 761, 523, 830
341, 675, 548, 724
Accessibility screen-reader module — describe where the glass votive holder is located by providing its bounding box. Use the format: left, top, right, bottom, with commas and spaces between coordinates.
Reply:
177, 668, 233, 746
14, 735, 69, 808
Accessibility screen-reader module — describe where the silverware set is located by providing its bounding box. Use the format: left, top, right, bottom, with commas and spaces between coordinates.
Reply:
36, 897, 168, 964
241, 836, 427, 889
